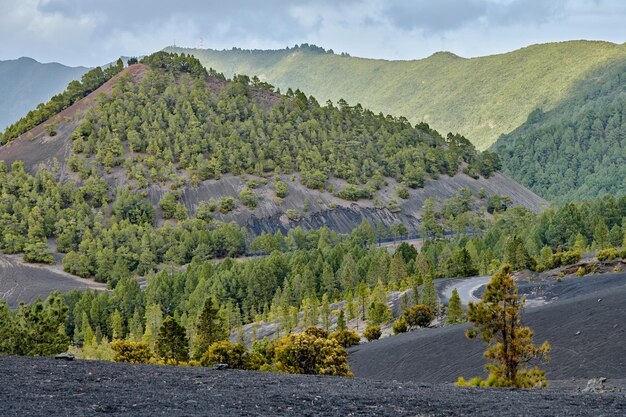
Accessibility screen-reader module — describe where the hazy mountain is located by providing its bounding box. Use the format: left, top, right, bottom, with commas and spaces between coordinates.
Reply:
0, 57, 88, 130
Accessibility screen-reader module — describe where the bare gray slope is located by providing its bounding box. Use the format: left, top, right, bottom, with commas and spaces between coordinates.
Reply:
348, 273, 626, 383
167, 171, 546, 235
0, 254, 105, 308
1, 355, 624, 417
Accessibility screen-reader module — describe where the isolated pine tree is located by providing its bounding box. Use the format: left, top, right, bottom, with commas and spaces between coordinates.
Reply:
155, 316, 189, 362
461, 265, 551, 388
193, 298, 228, 358
445, 288, 465, 324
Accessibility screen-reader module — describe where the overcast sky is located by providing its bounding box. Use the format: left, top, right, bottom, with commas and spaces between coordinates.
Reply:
1, 0, 625, 67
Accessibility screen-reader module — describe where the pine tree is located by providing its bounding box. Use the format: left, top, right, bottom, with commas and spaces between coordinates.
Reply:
320, 264, 336, 300
573, 233, 587, 252
462, 265, 551, 388
357, 282, 369, 322
320, 294, 332, 331
15, 293, 70, 356
111, 310, 124, 340
302, 297, 319, 327
420, 273, 438, 313
445, 288, 465, 324
420, 197, 443, 240
128, 310, 144, 342
193, 298, 228, 358
143, 303, 163, 350
389, 252, 408, 287
339, 254, 359, 292
593, 221, 610, 249
336, 309, 347, 331
0, 302, 17, 354
155, 316, 189, 362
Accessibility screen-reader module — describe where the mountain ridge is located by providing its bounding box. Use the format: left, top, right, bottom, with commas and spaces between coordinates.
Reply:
167, 40, 626, 150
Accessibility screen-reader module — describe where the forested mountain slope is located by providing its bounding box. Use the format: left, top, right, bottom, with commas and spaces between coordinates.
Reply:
492, 55, 626, 203
166, 41, 626, 150
0, 57, 88, 131
0, 52, 544, 283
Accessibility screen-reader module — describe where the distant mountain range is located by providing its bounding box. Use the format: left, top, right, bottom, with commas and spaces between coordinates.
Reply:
0, 57, 88, 130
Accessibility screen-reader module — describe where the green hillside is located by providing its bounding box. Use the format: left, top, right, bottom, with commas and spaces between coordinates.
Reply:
0, 52, 506, 284
0, 57, 88, 130
167, 41, 626, 150
492, 56, 626, 203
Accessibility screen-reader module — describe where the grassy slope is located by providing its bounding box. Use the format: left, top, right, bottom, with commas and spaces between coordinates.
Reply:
0, 57, 88, 130
167, 41, 626, 150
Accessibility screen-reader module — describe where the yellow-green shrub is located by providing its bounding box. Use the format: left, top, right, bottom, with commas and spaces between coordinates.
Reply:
329, 330, 361, 348
597, 248, 619, 261
274, 332, 351, 376
551, 250, 581, 267
201, 340, 266, 370
110, 340, 153, 364
363, 325, 382, 341
392, 316, 408, 334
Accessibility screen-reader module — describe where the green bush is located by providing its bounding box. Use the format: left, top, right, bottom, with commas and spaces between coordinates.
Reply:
274, 180, 288, 198
551, 250, 582, 267
304, 326, 329, 339
403, 304, 434, 329
23, 242, 54, 264
285, 209, 300, 221
334, 184, 373, 201
363, 325, 382, 341
201, 340, 247, 368
329, 330, 361, 348
396, 186, 409, 199
219, 197, 236, 213
239, 189, 258, 209
392, 316, 408, 334
367, 302, 393, 325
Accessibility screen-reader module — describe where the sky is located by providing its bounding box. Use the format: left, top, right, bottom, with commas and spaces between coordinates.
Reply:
1, 0, 625, 67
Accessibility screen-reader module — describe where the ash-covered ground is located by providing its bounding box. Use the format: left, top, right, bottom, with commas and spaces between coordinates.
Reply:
1, 355, 625, 417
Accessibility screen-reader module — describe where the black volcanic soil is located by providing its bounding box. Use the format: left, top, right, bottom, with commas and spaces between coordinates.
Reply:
0, 254, 105, 308
1, 356, 625, 417
349, 273, 626, 384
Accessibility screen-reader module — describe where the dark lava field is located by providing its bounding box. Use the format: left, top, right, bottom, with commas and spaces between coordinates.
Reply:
1, 355, 625, 417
